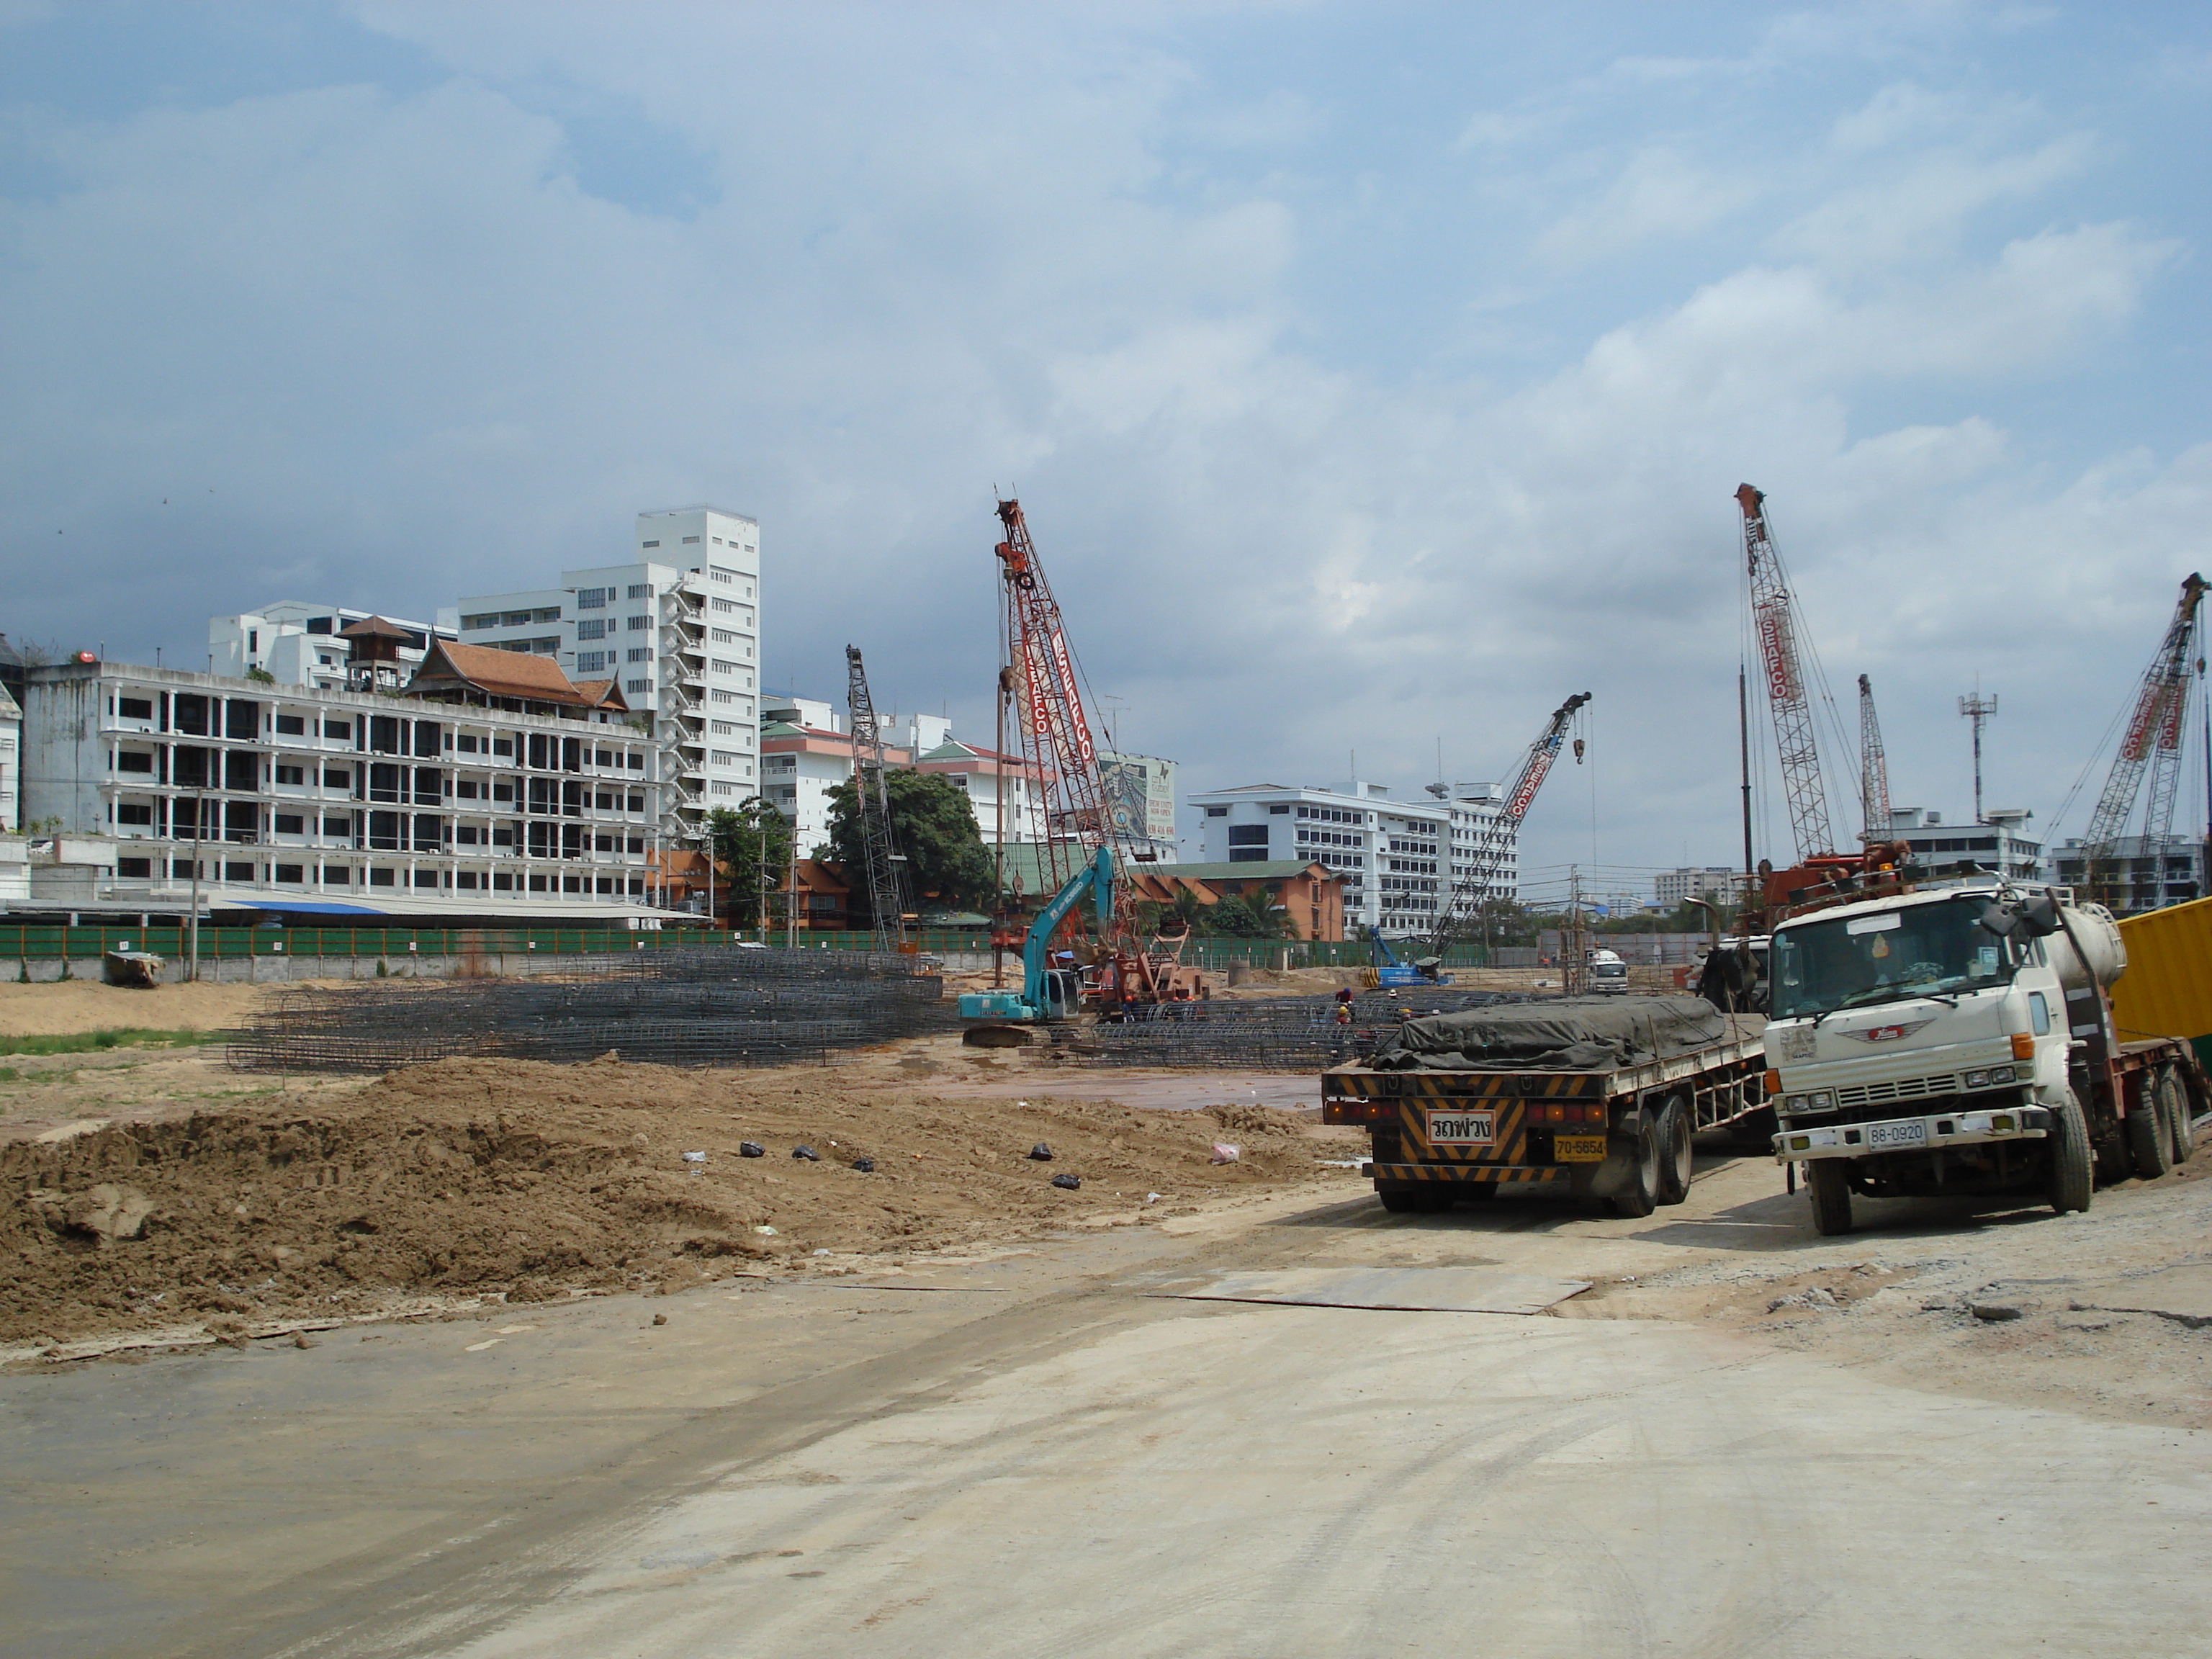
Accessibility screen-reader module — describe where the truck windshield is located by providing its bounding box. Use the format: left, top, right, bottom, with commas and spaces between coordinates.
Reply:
1771, 898, 2023, 1020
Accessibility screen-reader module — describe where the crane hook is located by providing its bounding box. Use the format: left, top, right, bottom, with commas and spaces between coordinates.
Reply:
1573, 738, 1586, 765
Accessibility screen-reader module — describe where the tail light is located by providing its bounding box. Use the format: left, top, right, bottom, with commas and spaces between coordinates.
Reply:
1323, 1100, 1396, 1124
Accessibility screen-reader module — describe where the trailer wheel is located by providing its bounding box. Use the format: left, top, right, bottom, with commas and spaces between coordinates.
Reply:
1610, 1115, 1662, 1218
1655, 1097, 1693, 1205
2047, 1094, 2093, 1215
2156, 1068, 2194, 1166
2125, 1076, 2173, 1180
1807, 1160, 1853, 1236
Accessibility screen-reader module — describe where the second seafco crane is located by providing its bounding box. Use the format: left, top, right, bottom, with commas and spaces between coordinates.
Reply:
2078, 572, 2208, 913
1858, 673, 1892, 847
844, 644, 908, 953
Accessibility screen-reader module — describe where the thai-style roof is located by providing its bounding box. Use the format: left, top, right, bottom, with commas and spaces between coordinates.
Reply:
405, 640, 605, 708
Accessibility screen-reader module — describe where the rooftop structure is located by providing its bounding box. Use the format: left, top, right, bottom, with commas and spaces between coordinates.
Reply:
208, 603, 456, 692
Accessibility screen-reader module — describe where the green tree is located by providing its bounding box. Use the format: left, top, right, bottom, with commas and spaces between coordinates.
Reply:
706, 799, 794, 932
1192, 884, 1293, 938
823, 771, 997, 923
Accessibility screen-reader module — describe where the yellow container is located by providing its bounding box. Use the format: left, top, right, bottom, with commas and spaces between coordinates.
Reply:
2112, 894, 2212, 1069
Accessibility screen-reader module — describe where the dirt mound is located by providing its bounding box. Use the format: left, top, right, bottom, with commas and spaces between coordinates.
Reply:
0, 1057, 1357, 1344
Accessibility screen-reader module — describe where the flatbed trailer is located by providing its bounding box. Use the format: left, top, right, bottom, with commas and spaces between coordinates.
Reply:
1321, 1014, 1767, 1216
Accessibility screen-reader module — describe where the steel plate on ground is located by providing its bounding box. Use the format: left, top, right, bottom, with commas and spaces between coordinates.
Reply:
1170, 1268, 1591, 1316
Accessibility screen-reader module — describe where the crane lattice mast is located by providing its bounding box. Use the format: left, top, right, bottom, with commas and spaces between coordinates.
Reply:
1430, 692, 1591, 953
994, 497, 1119, 896
1858, 674, 1892, 846
1738, 483, 1835, 863
845, 644, 907, 951
2080, 572, 2208, 911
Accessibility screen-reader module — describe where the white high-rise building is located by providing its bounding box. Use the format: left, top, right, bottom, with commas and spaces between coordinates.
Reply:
1188, 778, 1514, 937
208, 603, 456, 691
457, 507, 761, 845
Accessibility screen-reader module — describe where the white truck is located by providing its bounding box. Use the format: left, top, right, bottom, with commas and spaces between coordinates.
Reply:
1765, 877, 2204, 1235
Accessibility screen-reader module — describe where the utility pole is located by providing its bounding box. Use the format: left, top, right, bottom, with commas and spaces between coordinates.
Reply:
187, 791, 204, 982
1562, 868, 1589, 997
1959, 689, 1998, 824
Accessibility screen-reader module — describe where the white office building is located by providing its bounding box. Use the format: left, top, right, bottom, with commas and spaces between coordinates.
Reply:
16, 642, 660, 920
1190, 779, 1516, 937
1654, 866, 1739, 909
759, 696, 1042, 853
208, 603, 456, 691
457, 507, 761, 846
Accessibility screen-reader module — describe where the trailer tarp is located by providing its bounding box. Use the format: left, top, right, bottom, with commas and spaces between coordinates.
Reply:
1370, 995, 1752, 1072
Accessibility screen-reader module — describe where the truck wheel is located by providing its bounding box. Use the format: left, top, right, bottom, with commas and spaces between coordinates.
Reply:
1611, 1115, 1661, 1218
1806, 1160, 1853, 1236
2125, 1077, 2173, 1180
1655, 1097, 1693, 1205
2047, 1094, 2093, 1215
2157, 1069, 2194, 1166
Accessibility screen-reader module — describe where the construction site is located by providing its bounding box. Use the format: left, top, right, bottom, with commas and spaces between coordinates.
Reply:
6, 485, 2212, 1659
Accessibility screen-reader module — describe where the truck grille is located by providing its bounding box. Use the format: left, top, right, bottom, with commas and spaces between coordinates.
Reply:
1837, 1074, 1957, 1109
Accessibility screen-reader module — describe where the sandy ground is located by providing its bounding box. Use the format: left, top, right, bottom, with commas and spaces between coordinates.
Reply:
0, 978, 315, 1038
6, 1126, 2209, 1659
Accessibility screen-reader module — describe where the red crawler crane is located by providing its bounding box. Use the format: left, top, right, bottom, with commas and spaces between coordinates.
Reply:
994, 497, 1203, 1010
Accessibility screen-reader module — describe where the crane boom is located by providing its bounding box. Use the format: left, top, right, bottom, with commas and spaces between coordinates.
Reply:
1430, 691, 1591, 953
1738, 483, 1835, 862
845, 644, 907, 952
995, 497, 1115, 897
1858, 674, 1892, 846
2080, 572, 2208, 910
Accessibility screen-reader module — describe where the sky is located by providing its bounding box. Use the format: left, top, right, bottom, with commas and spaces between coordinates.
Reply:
2, 1, 2207, 898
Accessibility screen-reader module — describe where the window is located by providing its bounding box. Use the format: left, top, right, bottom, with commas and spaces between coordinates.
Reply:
225, 861, 256, 882
492, 737, 513, 757
323, 719, 351, 740
711, 596, 739, 613
626, 647, 652, 662
275, 765, 305, 786
1228, 824, 1269, 846
323, 767, 350, 789
710, 567, 733, 584
462, 613, 500, 630
1204, 806, 1228, 818
628, 753, 645, 770
711, 750, 737, 766
322, 815, 351, 836
626, 679, 650, 693
274, 814, 305, 835
627, 794, 645, 813
641, 539, 660, 549
118, 696, 153, 720
626, 613, 652, 631
368, 866, 395, 886
275, 864, 305, 884
711, 720, 737, 735
577, 587, 608, 608
1268, 804, 1290, 814
577, 619, 606, 640
275, 714, 307, 735
117, 804, 153, 825
576, 652, 608, 673
682, 534, 701, 544
118, 857, 152, 878
626, 583, 652, 599
117, 750, 154, 773
711, 628, 740, 644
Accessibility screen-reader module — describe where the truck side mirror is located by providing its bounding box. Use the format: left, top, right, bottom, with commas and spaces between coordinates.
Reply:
2017, 896, 2062, 938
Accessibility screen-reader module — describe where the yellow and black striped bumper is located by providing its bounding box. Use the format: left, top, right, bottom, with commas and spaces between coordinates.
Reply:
1325, 1069, 1607, 1102
1369, 1161, 1565, 1185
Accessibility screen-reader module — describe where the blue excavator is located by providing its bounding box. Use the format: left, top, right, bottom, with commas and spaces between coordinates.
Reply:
961, 845, 1115, 1031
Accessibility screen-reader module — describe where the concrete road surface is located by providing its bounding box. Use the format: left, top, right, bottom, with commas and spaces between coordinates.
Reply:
6, 1159, 2208, 1658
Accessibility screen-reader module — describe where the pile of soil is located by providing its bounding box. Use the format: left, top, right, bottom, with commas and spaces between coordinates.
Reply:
1, 1056, 1359, 1344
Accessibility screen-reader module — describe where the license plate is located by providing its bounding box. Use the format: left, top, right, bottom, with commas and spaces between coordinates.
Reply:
1426, 1109, 1495, 1145
1866, 1120, 1928, 1148
1554, 1134, 1607, 1163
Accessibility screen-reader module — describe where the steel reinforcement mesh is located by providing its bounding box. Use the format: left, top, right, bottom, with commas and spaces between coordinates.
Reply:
1052, 989, 1529, 1070
228, 948, 951, 1073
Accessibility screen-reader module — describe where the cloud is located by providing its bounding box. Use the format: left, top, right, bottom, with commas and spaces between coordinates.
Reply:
0, 2, 2200, 880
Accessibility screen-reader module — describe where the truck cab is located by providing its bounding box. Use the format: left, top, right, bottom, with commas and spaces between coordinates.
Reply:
1765, 878, 2104, 1233
1588, 949, 1629, 995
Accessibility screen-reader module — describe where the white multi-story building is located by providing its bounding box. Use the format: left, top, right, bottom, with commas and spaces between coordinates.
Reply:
2048, 830, 2198, 914
1190, 778, 1516, 937
208, 603, 456, 691
0, 683, 18, 833
1883, 806, 2044, 884
1654, 866, 1739, 909
759, 696, 1046, 854
457, 506, 761, 847
17, 640, 662, 920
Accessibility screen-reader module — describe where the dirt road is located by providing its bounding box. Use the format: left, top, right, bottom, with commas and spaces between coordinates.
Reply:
5, 1122, 2208, 1659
